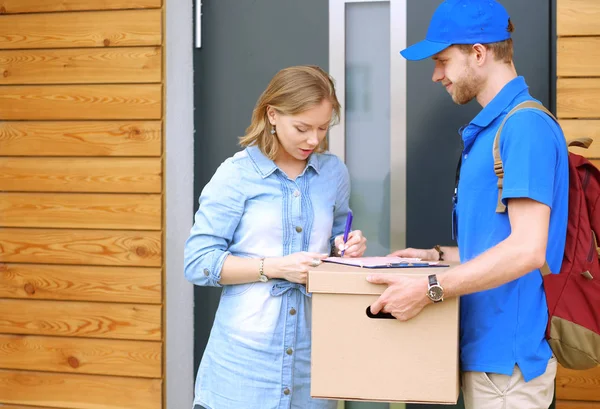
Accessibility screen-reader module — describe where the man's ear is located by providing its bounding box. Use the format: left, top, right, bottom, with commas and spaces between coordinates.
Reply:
472, 43, 487, 66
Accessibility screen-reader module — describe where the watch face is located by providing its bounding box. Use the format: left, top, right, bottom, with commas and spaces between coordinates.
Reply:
428, 285, 444, 302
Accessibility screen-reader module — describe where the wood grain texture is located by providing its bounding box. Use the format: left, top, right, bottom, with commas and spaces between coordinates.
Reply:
0, 369, 161, 409
0, 121, 162, 156
0, 228, 161, 267
0, 334, 161, 377
0, 157, 161, 193
0, 9, 161, 49
0, 47, 161, 85
557, 366, 600, 401
557, 79, 600, 119
557, 0, 600, 36
557, 37, 600, 77
0, 405, 58, 409
560, 120, 600, 158
0, 263, 161, 303
0, 299, 161, 340
0, 193, 162, 230
556, 401, 600, 409
0, 0, 162, 14
0, 84, 162, 120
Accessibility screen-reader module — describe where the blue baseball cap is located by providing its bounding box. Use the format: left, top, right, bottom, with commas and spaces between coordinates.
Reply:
400, 0, 511, 61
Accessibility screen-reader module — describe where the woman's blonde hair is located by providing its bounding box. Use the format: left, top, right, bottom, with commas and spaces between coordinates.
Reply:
239, 65, 341, 160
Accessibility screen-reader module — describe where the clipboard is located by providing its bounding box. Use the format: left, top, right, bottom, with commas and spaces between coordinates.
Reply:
323, 256, 449, 269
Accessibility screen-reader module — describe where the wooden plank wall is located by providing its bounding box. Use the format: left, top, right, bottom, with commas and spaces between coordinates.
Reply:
0, 1, 164, 409
556, 1, 600, 408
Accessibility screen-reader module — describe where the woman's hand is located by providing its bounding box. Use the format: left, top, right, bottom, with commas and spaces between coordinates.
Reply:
266, 252, 329, 284
334, 230, 367, 258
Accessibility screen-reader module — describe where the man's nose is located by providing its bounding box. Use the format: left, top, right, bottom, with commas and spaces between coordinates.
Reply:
432, 65, 444, 83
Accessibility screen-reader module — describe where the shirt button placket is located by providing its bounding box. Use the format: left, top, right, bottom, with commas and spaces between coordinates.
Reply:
281, 290, 298, 403
291, 181, 303, 253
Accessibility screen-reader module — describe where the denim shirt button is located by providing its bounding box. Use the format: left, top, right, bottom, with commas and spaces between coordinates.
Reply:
283, 388, 291, 395
295, 226, 302, 233
286, 348, 293, 355
293, 190, 300, 197
203, 268, 210, 276
289, 308, 296, 315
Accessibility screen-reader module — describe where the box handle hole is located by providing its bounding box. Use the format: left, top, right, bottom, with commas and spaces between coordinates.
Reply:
366, 306, 394, 319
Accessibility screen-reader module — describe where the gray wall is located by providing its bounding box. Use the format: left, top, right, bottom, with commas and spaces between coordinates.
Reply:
165, 0, 195, 407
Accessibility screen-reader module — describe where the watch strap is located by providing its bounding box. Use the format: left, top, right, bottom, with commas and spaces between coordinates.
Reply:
428, 274, 438, 287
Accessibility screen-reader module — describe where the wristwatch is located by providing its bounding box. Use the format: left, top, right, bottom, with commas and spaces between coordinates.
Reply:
258, 258, 269, 282
427, 274, 444, 303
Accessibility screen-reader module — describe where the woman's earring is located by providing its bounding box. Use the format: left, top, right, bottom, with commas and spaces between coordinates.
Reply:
270, 126, 276, 135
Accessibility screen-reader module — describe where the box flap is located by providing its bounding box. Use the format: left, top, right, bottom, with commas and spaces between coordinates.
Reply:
307, 262, 453, 295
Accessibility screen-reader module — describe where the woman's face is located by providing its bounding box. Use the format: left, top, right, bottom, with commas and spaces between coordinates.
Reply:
267, 99, 332, 163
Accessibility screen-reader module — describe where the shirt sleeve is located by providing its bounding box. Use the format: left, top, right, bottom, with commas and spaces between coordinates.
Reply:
184, 158, 245, 287
499, 110, 561, 208
330, 159, 351, 249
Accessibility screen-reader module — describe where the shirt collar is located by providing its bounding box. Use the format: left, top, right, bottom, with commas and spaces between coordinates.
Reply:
470, 76, 529, 128
246, 145, 321, 179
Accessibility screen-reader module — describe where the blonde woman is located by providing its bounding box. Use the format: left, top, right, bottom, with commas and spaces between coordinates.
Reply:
184, 65, 367, 409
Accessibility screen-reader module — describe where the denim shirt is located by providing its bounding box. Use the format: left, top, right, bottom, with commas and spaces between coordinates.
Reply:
184, 145, 350, 409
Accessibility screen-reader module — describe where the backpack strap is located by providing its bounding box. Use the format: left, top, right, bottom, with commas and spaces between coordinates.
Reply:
492, 101, 558, 276
493, 101, 557, 213
567, 136, 593, 149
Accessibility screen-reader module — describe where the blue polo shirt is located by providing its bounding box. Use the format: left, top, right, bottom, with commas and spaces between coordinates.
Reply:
456, 76, 569, 381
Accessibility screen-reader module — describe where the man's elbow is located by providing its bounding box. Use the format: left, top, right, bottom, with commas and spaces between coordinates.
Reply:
522, 244, 547, 272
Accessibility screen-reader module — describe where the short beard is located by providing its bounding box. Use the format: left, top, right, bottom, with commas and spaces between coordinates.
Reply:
451, 65, 483, 105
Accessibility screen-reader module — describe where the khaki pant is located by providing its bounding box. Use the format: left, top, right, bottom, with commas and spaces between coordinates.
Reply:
461, 357, 557, 409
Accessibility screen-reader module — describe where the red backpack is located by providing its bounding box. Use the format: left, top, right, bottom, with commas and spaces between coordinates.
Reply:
493, 101, 600, 370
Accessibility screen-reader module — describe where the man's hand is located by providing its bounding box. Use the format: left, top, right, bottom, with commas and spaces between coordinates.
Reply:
366, 274, 431, 321
388, 247, 438, 260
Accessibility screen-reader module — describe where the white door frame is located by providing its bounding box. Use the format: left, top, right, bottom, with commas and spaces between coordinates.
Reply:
328, 0, 407, 251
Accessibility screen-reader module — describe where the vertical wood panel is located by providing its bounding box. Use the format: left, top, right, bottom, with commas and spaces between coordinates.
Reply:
561, 120, 600, 158
0, 47, 162, 85
557, 79, 600, 119
557, 0, 600, 36
0, 121, 162, 157
0, 334, 162, 377
0, 0, 162, 14
0, 84, 162, 120
0, 193, 162, 230
0, 9, 162, 49
0, 263, 161, 303
0, 299, 161, 340
557, 366, 600, 401
0, 228, 162, 266
0, 157, 162, 193
557, 37, 600, 77
0, 369, 162, 409
0, 0, 166, 407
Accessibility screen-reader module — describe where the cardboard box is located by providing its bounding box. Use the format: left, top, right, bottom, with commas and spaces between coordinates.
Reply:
307, 262, 459, 404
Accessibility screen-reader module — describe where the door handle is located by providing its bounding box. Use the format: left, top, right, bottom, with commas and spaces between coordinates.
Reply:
195, 0, 202, 48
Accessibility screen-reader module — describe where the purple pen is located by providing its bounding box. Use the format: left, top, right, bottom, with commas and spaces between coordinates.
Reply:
340, 210, 353, 257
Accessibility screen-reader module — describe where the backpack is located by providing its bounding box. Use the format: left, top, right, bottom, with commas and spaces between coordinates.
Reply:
493, 100, 600, 370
